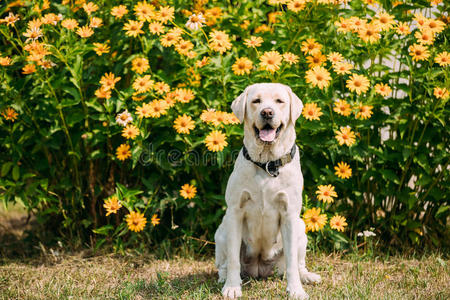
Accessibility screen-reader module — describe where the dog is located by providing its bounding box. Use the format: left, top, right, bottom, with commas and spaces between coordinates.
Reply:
214, 83, 321, 299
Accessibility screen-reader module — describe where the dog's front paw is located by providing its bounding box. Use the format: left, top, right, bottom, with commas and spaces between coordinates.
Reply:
300, 271, 321, 284
222, 285, 242, 299
287, 285, 309, 299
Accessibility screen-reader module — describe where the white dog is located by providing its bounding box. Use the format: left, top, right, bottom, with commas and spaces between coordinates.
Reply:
214, 83, 321, 299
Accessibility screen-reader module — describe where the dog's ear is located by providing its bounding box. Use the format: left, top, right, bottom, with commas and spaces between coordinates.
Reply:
286, 86, 303, 124
231, 87, 249, 123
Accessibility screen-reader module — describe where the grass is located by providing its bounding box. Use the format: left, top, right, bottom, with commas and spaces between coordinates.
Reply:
1, 205, 449, 299
1, 251, 449, 299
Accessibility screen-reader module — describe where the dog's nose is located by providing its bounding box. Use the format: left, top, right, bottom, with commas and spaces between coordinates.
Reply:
260, 108, 274, 119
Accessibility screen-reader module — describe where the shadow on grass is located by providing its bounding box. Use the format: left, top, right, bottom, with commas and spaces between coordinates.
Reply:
118, 270, 222, 299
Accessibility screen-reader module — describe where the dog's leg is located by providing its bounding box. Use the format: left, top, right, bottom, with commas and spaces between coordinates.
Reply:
221, 209, 243, 299
214, 222, 227, 283
279, 197, 308, 299
297, 219, 321, 285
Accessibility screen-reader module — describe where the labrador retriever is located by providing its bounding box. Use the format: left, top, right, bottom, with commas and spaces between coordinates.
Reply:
214, 83, 321, 299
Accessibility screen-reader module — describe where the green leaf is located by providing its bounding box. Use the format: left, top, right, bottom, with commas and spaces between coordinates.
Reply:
1, 162, 13, 177
12, 165, 20, 181
380, 169, 399, 184
93, 224, 114, 235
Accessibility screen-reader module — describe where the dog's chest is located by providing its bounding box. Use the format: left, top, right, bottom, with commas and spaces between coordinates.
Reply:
240, 176, 286, 255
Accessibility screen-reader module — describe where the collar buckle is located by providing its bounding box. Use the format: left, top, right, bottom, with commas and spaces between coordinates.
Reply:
265, 162, 278, 177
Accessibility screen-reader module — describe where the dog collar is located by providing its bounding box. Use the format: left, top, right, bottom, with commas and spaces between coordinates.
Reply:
242, 144, 296, 177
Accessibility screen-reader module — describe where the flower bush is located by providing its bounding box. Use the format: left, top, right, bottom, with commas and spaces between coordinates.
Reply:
0, 0, 448, 252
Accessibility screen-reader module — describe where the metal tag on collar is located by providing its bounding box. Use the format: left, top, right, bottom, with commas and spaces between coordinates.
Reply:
265, 162, 278, 177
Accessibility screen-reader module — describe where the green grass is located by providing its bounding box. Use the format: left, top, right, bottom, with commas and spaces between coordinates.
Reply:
1, 252, 449, 299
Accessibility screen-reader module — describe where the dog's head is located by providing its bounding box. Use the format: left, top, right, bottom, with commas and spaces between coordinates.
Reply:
231, 83, 303, 145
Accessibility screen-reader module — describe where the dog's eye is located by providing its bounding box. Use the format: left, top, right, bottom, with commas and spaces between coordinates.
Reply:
276, 99, 284, 104
252, 98, 261, 104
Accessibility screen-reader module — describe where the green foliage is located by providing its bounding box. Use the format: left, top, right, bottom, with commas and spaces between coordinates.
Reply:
0, 0, 448, 251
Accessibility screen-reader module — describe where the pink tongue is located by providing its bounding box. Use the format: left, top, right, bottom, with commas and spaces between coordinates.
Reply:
259, 128, 276, 142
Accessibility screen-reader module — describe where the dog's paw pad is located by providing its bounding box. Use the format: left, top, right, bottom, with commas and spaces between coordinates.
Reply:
222, 286, 242, 299
300, 271, 321, 284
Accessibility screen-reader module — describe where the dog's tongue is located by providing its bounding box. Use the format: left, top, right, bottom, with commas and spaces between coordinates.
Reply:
259, 128, 276, 142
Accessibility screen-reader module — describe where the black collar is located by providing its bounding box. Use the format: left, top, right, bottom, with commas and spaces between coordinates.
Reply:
242, 144, 296, 177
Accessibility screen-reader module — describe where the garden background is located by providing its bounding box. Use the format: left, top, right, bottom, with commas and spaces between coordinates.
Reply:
0, 0, 449, 259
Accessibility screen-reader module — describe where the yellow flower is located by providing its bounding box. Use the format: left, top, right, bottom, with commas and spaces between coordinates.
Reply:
335, 126, 356, 146
125, 211, 147, 232
433, 87, 449, 100
209, 30, 232, 53
95, 87, 111, 99
93, 43, 110, 56
1, 107, 18, 121
355, 103, 373, 120
302, 103, 323, 121
175, 40, 194, 56
346, 74, 370, 95
413, 13, 428, 31
111, 5, 128, 19
148, 100, 168, 118
116, 144, 131, 161
259, 51, 283, 73
100, 72, 121, 91
103, 195, 122, 216
76, 25, 94, 38
374, 83, 392, 97
287, 0, 306, 12
151, 214, 160, 226
174, 88, 195, 103
122, 124, 140, 139
395, 22, 411, 35
330, 215, 347, 232
414, 29, 434, 45
232, 57, 253, 75
305, 66, 331, 90
83, 2, 98, 15
374, 12, 396, 31
133, 75, 154, 93
301, 38, 322, 55
205, 130, 228, 152
89, 17, 103, 28
0, 56, 12, 66
327, 52, 343, 64
134, 1, 156, 22
160, 31, 181, 47
61, 18, 78, 30
131, 57, 150, 74
435, 51, 450, 67
123, 20, 144, 37
333, 99, 351, 116
306, 52, 327, 68
283, 52, 299, 65
358, 22, 381, 43
334, 161, 352, 179
149, 22, 165, 35
335, 17, 352, 33
423, 18, 445, 34
180, 184, 197, 199
316, 184, 337, 203
244, 36, 263, 48
303, 207, 327, 232
174, 114, 195, 134
157, 6, 175, 24
409, 44, 430, 61
136, 103, 152, 119
22, 64, 36, 74
153, 82, 170, 95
